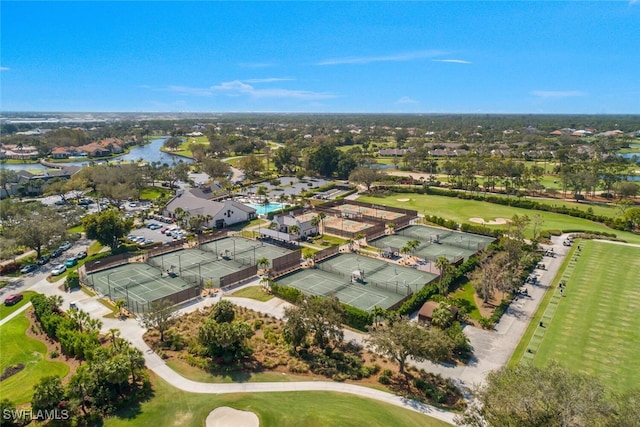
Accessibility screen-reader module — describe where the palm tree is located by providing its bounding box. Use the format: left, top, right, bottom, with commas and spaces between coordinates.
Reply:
108, 328, 121, 344
371, 306, 387, 327
387, 223, 396, 234
289, 224, 300, 241
435, 256, 454, 295
114, 299, 126, 318
400, 245, 411, 263
406, 239, 421, 255
312, 212, 326, 237
257, 257, 270, 273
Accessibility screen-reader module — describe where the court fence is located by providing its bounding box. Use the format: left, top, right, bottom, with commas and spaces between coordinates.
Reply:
120, 284, 202, 315
82, 253, 130, 275
220, 265, 258, 289
313, 246, 339, 262
197, 230, 228, 246
146, 239, 186, 257
271, 250, 302, 277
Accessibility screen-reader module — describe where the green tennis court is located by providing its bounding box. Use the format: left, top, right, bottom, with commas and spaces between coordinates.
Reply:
317, 253, 437, 293
147, 237, 293, 287
372, 225, 494, 262
86, 263, 195, 312
276, 268, 408, 311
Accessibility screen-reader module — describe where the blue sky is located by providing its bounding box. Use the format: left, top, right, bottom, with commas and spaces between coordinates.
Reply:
1, 1, 639, 113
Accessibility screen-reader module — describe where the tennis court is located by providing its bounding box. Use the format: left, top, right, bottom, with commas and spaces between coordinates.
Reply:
147, 237, 293, 287
322, 215, 373, 233
276, 268, 408, 311
86, 262, 195, 312
317, 253, 437, 292
200, 236, 292, 262
335, 203, 405, 221
371, 225, 494, 262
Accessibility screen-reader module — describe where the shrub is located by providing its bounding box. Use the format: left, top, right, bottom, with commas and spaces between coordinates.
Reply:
65, 271, 80, 290
342, 304, 372, 331
0, 262, 19, 275
378, 375, 391, 385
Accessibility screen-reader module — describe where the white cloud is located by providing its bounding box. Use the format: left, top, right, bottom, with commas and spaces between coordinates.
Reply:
317, 50, 445, 65
165, 85, 215, 96
0, 66, 10, 71
395, 96, 419, 105
432, 59, 472, 64
244, 77, 294, 83
531, 90, 587, 99
160, 79, 337, 101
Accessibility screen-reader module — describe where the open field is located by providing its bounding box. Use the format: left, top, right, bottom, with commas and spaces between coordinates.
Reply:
358, 193, 640, 244
512, 241, 640, 394
0, 313, 70, 404
0, 290, 36, 320
229, 286, 274, 302
104, 374, 451, 427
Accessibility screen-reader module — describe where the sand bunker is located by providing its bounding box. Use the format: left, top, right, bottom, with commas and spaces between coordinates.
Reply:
396, 198, 410, 202
469, 217, 510, 225
206, 407, 259, 427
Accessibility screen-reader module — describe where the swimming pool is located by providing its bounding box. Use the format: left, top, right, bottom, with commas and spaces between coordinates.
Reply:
246, 202, 286, 215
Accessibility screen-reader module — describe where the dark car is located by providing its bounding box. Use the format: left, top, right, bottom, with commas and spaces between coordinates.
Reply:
20, 264, 37, 274
75, 251, 87, 260
51, 248, 63, 258
37, 255, 50, 265
4, 294, 24, 306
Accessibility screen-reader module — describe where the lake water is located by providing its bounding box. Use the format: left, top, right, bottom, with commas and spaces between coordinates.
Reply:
2, 137, 193, 171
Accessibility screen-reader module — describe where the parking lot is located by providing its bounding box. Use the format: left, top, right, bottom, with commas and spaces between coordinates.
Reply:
126, 220, 184, 245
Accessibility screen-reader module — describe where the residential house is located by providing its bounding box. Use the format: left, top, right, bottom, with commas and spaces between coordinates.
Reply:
164, 190, 256, 229
0, 144, 39, 160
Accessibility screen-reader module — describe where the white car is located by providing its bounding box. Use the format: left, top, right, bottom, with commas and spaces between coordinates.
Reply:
51, 264, 67, 276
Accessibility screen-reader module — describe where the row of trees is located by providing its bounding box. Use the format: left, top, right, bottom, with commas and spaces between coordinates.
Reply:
2, 295, 150, 425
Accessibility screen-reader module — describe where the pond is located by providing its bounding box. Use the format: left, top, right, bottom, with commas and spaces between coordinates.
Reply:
2, 137, 193, 171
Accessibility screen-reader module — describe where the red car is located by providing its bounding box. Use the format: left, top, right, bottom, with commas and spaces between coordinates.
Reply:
4, 293, 24, 306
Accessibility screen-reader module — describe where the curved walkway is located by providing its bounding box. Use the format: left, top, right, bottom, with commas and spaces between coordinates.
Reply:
11, 233, 573, 426
22, 278, 456, 425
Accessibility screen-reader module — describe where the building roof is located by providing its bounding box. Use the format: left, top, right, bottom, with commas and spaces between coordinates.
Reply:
418, 301, 458, 320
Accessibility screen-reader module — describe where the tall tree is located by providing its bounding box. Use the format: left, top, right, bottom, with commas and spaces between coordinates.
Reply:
82, 209, 133, 251
349, 166, 383, 192
141, 299, 177, 342
455, 362, 615, 427
7, 205, 66, 259
31, 376, 66, 414
367, 317, 452, 376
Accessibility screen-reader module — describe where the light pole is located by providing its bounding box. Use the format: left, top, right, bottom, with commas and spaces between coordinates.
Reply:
106, 271, 117, 299
177, 254, 182, 274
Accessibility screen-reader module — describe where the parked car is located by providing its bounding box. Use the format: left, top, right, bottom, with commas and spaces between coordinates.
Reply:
160, 227, 168, 234
51, 248, 63, 258
65, 258, 78, 267
75, 250, 87, 260
4, 293, 24, 306
37, 255, 50, 265
143, 239, 154, 245
20, 264, 37, 274
59, 241, 72, 251
51, 264, 67, 275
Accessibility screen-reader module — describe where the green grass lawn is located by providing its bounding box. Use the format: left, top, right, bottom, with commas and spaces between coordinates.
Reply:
358, 193, 640, 244
104, 373, 450, 427
0, 312, 70, 405
87, 240, 104, 256
165, 359, 311, 384
517, 241, 640, 394
450, 281, 481, 322
229, 286, 274, 302
0, 290, 37, 320
140, 186, 172, 201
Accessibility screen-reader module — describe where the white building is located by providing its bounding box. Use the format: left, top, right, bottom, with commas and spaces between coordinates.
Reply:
164, 190, 256, 229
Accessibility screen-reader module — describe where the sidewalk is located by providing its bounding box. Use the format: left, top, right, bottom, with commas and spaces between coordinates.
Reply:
19, 276, 457, 425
